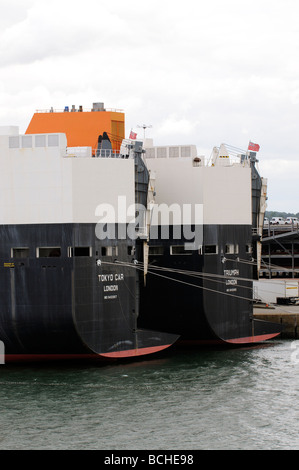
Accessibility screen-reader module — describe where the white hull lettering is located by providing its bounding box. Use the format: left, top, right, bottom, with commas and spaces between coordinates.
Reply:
103, 285, 119, 292
224, 269, 239, 277
98, 273, 124, 282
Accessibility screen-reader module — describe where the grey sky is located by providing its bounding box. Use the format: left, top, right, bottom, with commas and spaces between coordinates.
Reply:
1, 0, 299, 211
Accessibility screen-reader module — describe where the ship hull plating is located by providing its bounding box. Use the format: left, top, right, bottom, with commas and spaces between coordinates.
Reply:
0, 223, 178, 360
139, 224, 282, 345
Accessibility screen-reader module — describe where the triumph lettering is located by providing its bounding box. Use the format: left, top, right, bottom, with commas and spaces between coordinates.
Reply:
224, 269, 239, 276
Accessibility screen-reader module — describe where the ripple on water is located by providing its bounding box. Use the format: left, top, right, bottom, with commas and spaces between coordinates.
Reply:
0, 340, 299, 449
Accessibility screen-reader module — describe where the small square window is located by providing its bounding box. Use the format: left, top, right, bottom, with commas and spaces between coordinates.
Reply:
9, 136, 20, 148
101, 246, 113, 256
35, 135, 46, 147
145, 148, 155, 158
22, 136, 32, 148
157, 147, 167, 158
169, 147, 179, 158
127, 246, 135, 255
171, 245, 193, 255
181, 146, 191, 157
204, 245, 218, 254
68, 247, 91, 257
48, 134, 59, 147
38, 247, 61, 257
11, 248, 29, 258
149, 246, 164, 255
225, 244, 234, 254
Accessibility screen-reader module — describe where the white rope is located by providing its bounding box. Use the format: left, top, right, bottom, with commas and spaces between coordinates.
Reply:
100, 260, 254, 302
99, 256, 299, 308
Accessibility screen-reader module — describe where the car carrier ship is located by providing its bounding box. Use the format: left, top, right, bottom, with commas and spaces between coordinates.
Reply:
0, 101, 282, 362
136, 139, 283, 345
0, 102, 179, 361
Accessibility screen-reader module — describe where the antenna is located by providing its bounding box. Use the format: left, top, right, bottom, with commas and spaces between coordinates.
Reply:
137, 124, 152, 139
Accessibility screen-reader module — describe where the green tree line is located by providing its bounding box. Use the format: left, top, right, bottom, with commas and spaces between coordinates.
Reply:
265, 211, 299, 219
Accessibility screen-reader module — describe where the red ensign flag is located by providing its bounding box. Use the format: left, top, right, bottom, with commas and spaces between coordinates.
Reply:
129, 131, 137, 140
248, 141, 260, 152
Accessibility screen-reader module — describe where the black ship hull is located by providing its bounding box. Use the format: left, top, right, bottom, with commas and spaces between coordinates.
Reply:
0, 223, 178, 361
139, 224, 282, 345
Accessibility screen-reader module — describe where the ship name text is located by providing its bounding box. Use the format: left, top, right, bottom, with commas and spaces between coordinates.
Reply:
224, 269, 239, 292
98, 273, 124, 282
224, 269, 239, 276
98, 273, 125, 300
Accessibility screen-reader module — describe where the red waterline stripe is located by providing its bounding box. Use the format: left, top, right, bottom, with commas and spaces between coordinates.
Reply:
100, 344, 172, 358
3, 345, 172, 362
225, 332, 281, 344
4, 354, 100, 362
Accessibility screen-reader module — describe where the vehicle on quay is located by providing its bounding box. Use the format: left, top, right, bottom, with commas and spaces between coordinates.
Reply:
285, 217, 299, 226
270, 217, 285, 225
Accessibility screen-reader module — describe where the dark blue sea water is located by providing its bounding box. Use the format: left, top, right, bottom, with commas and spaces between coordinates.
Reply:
0, 339, 299, 450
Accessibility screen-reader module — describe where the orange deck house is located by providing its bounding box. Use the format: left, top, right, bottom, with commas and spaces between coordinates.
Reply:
25, 102, 125, 153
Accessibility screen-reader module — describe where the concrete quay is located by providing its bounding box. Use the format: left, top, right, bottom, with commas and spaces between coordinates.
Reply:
254, 304, 299, 338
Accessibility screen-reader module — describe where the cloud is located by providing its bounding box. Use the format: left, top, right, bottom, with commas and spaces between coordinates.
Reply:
155, 114, 201, 140
260, 159, 299, 213
0, 0, 34, 29
1, 0, 299, 210
0, 0, 129, 66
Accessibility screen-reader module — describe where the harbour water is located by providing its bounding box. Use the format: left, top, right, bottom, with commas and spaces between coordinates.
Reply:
1, 339, 299, 450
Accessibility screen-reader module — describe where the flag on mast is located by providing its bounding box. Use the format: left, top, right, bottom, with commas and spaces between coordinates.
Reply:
129, 130, 137, 140
248, 141, 260, 152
